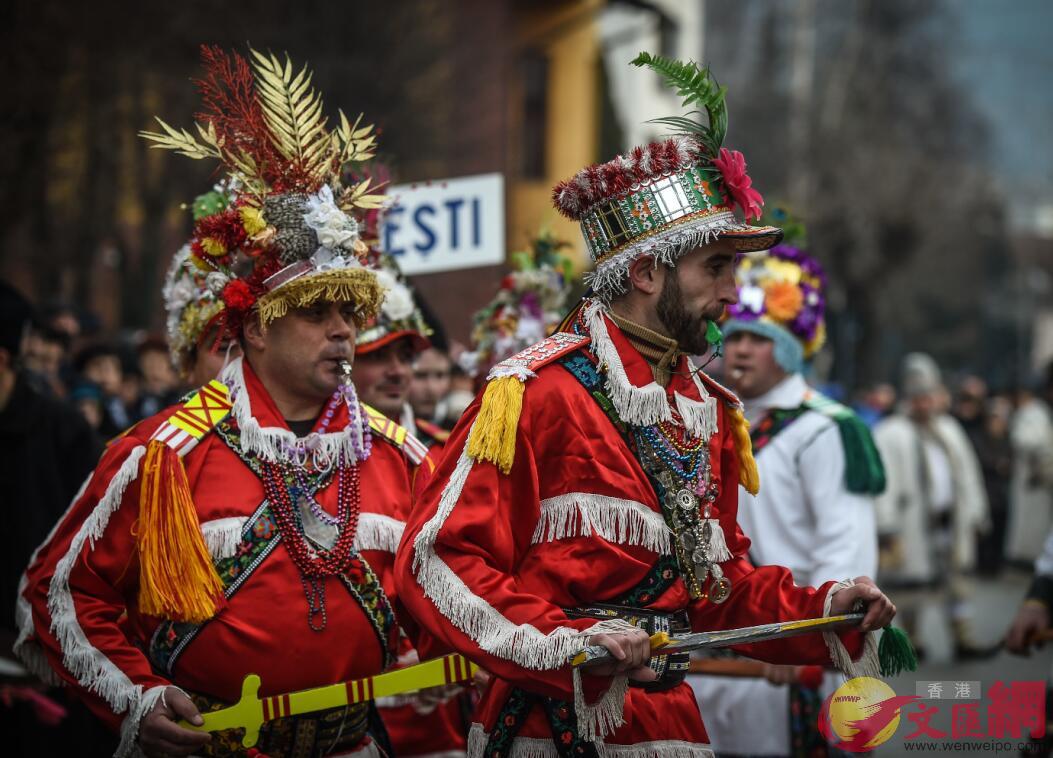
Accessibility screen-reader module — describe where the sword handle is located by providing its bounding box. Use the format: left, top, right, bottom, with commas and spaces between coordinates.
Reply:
180, 673, 264, 747
571, 631, 670, 667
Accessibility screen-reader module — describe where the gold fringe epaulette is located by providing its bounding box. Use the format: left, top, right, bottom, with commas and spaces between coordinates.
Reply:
466, 333, 589, 474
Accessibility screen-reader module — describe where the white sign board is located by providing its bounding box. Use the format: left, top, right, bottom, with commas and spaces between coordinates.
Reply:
382, 173, 505, 275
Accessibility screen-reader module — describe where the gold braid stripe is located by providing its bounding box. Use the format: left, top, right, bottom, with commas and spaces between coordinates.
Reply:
256, 269, 383, 328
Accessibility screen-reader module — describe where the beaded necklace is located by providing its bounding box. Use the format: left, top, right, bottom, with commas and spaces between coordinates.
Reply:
261, 363, 369, 631
633, 414, 731, 603
276, 374, 372, 469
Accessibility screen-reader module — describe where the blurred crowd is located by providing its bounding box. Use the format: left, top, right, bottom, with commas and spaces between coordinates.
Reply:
849, 357, 1053, 579
22, 302, 191, 439
3, 275, 1053, 751
15, 285, 1053, 588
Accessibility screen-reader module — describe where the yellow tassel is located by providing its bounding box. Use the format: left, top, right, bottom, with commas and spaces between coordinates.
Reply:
727, 405, 760, 495
466, 376, 525, 474
137, 440, 223, 623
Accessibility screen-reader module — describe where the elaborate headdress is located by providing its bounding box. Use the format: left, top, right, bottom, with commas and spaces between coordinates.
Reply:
132, 47, 387, 625
161, 188, 233, 374
553, 53, 782, 298
723, 209, 827, 373
460, 229, 574, 377
355, 251, 432, 355
141, 46, 387, 336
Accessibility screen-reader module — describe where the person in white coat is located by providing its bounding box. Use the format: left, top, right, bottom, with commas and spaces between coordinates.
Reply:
1005, 380, 1053, 565
687, 242, 885, 757
873, 352, 992, 659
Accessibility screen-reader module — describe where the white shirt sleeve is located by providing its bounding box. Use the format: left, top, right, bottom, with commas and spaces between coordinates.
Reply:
1036, 529, 1053, 577
798, 422, 879, 584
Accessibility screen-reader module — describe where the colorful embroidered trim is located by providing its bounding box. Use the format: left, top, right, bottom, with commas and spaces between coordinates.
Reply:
749, 406, 808, 454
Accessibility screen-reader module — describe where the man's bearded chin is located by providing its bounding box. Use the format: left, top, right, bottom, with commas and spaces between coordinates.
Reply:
656, 273, 715, 355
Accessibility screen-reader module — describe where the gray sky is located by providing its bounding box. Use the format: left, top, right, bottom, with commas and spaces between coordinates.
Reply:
949, 0, 1053, 230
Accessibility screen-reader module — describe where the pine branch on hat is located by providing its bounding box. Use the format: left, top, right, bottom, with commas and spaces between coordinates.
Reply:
630, 52, 728, 156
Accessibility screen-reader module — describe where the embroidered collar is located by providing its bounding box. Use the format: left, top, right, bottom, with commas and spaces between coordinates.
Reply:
220, 357, 371, 469
583, 299, 716, 440
605, 310, 682, 386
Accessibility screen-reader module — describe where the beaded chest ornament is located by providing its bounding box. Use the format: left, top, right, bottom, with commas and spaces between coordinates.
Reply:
260, 361, 372, 630
633, 417, 732, 603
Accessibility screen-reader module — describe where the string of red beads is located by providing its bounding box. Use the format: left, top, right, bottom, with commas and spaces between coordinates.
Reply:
262, 461, 362, 577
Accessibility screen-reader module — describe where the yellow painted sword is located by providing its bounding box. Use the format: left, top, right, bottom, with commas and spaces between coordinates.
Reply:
180, 653, 477, 747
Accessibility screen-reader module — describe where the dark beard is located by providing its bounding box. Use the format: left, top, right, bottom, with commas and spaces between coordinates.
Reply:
656, 270, 720, 355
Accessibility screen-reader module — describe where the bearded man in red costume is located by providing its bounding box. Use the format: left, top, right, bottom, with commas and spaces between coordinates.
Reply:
395, 54, 896, 756
15, 47, 429, 757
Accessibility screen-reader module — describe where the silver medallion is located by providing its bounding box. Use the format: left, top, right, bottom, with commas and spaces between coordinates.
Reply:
708, 577, 731, 603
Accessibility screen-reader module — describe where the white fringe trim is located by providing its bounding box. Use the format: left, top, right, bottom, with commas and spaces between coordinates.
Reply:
200, 517, 249, 561
822, 579, 880, 679
220, 357, 367, 469
116, 684, 168, 758
702, 519, 732, 563
674, 392, 717, 441
411, 445, 626, 677
355, 512, 406, 553
46, 446, 147, 714
585, 212, 748, 299
13, 473, 94, 686
531, 493, 671, 554
12, 639, 60, 686
467, 723, 715, 757
585, 301, 670, 428
574, 666, 629, 742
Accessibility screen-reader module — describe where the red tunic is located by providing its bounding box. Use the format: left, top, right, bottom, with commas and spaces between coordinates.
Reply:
18, 358, 417, 754
381, 427, 472, 757
395, 305, 868, 753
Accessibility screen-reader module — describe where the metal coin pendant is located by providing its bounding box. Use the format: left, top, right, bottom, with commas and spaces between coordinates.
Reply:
675, 489, 697, 512
708, 576, 731, 604
707, 563, 731, 603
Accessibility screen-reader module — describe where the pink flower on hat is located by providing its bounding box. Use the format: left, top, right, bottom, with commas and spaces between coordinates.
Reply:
712, 148, 764, 222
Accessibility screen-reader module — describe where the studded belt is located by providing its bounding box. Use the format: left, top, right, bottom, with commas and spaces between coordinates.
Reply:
564, 604, 691, 693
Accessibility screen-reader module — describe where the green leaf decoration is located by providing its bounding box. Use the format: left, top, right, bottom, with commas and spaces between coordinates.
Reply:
630, 52, 728, 155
